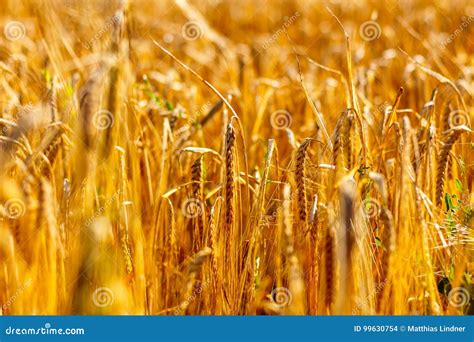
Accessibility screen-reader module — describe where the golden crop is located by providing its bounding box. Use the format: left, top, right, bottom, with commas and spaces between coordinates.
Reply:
0, 0, 472, 315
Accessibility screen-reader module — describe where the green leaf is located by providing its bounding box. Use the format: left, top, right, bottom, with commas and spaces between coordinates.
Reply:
449, 265, 455, 281
455, 179, 463, 192
42, 68, 51, 84
445, 193, 453, 211
463, 272, 472, 285
143, 75, 162, 106
165, 100, 174, 111
375, 236, 382, 247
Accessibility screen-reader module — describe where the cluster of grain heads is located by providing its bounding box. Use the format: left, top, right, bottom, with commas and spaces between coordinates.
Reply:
116, 146, 133, 276
208, 202, 220, 311
282, 184, 305, 315
436, 125, 472, 207
323, 204, 337, 314
79, 63, 110, 151
191, 155, 205, 250
295, 138, 310, 230
224, 123, 236, 230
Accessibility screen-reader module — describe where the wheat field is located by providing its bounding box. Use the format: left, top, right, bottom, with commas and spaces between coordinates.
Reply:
0, 0, 472, 315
